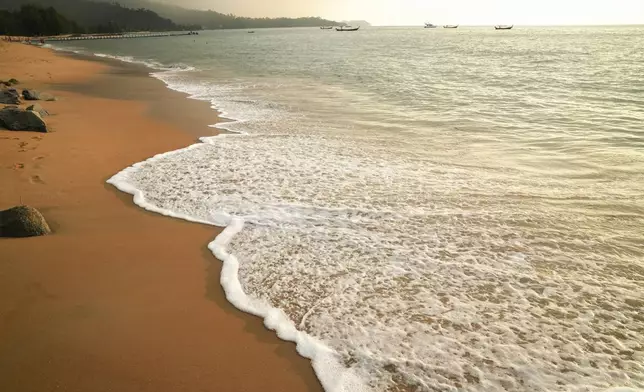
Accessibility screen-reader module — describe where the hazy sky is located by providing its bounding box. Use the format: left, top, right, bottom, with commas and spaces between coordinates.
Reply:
159, 0, 644, 25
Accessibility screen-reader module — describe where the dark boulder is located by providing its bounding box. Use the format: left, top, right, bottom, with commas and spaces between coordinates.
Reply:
0, 106, 48, 132
22, 89, 39, 100
22, 89, 56, 101
0, 88, 20, 105
0, 205, 52, 237
26, 103, 50, 117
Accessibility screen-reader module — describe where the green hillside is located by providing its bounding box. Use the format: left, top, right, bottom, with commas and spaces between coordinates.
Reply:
0, 0, 199, 34
0, 0, 342, 31
101, 0, 342, 29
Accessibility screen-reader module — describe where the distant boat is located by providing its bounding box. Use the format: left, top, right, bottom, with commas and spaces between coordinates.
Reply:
443, 25, 459, 29
336, 26, 360, 32
424, 23, 438, 28
248, 30, 255, 33
495, 25, 513, 30
320, 26, 333, 30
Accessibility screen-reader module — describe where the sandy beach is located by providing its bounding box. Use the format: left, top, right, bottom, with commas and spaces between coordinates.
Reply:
0, 42, 322, 392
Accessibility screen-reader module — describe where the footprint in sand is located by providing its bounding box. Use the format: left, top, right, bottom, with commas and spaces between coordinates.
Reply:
32, 156, 46, 169
30, 175, 45, 185
18, 141, 39, 153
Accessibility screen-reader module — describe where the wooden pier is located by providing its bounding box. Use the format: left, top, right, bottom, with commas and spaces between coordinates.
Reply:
42, 32, 198, 42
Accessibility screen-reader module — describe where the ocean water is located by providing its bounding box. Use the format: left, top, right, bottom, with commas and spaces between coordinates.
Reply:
54, 26, 644, 392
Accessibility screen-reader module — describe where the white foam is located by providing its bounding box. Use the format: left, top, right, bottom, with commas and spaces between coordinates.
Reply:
46, 44, 195, 73
93, 53, 196, 73
45, 43, 85, 55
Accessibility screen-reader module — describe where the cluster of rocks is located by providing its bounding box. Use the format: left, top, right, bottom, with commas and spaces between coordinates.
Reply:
1, 80, 55, 132
0, 88, 57, 105
0, 78, 53, 238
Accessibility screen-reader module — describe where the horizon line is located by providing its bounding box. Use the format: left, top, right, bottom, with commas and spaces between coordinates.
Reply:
364, 23, 644, 27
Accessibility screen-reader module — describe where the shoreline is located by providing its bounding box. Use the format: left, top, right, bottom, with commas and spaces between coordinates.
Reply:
0, 41, 323, 392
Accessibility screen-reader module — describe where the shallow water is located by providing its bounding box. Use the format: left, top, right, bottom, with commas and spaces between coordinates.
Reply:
57, 26, 644, 391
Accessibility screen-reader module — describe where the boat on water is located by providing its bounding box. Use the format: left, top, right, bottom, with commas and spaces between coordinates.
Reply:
443, 25, 459, 29
424, 23, 438, 28
495, 25, 513, 30
320, 26, 333, 30
336, 26, 360, 31
248, 30, 255, 33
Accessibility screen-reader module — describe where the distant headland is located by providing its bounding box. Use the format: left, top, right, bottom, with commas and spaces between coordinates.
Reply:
0, 0, 344, 32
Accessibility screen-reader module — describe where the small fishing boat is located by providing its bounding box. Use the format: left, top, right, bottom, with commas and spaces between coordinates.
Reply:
424, 23, 438, 28
443, 25, 459, 29
247, 30, 255, 33
320, 26, 333, 30
495, 25, 513, 30
336, 26, 360, 32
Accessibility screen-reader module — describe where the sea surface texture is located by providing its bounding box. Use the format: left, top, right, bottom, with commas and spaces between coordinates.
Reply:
57, 26, 644, 392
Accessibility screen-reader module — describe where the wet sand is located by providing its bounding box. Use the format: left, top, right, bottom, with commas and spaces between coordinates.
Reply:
0, 42, 323, 392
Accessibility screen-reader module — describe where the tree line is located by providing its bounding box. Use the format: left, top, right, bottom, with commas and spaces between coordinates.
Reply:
0, 0, 342, 33
112, 0, 343, 29
0, 5, 83, 36
0, 2, 199, 36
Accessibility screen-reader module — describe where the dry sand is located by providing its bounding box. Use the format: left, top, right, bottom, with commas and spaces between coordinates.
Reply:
0, 42, 323, 392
